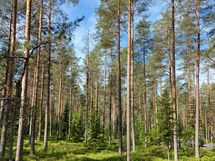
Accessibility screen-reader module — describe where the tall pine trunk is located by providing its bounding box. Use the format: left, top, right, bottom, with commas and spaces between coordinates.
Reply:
195, 0, 201, 158
57, 62, 63, 140
43, 0, 52, 151
30, 0, 43, 154
103, 51, 107, 138
84, 32, 90, 143
16, 0, 32, 160
126, 0, 132, 160
143, 51, 147, 147
131, 10, 135, 152
171, 0, 178, 160
109, 48, 113, 146
0, 0, 17, 158
117, 0, 123, 155
38, 63, 45, 140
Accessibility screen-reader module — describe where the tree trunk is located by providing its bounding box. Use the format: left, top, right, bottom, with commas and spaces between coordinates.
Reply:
16, 0, 32, 160
49, 89, 53, 137
143, 51, 147, 147
117, 0, 123, 155
43, 0, 51, 151
68, 86, 72, 140
103, 51, 107, 138
206, 67, 210, 142
0, 9, 12, 124
57, 62, 63, 140
109, 48, 113, 146
0, 0, 17, 158
8, 81, 20, 161
30, 0, 43, 154
131, 8, 135, 152
126, 0, 132, 160
37, 63, 45, 140
84, 31, 90, 143
171, 0, 178, 160
195, 0, 201, 158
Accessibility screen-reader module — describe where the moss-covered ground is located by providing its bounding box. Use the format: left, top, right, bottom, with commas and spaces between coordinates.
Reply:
20, 140, 215, 161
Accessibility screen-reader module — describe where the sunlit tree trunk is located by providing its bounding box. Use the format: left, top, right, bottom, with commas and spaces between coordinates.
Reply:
206, 67, 210, 142
109, 48, 113, 146
43, 0, 52, 151
171, 0, 178, 160
117, 0, 123, 155
131, 8, 135, 152
126, 0, 132, 160
16, 0, 32, 160
195, 0, 201, 158
30, 0, 43, 154
84, 32, 90, 143
57, 62, 63, 140
103, 51, 107, 138
143, 50, 147, 147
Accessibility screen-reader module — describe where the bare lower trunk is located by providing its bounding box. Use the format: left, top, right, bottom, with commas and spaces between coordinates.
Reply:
103, 51, 107, 138
84, 32, 89, 143
57, 64, 63, 140
206, 67, 210, 142
109, 49, 113, 146
68, 86, 72, 140
8, 81, 20, 161
143, 51, 147, 147
49, 90, 53, 137
37, 63, 45, 140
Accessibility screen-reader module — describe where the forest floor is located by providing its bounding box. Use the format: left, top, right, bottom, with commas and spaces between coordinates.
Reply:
22, 140, 215, 161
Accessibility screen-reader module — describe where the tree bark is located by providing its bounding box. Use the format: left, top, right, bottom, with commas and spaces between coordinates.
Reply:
49, 89, 53, 137
195, 0, 201, 158
0, 0, 17, 159
126, 0, 132, 160
103, 51, 107, 138
84, 31, 90, 143
37, 63, 45, 140
131, 8, 135, 152
57, 62, 63, 140
117, 0, 123, 155
16, 0, 32, 160
68, 86, 73, 140
206, 67, 210, 142
171, 0, 178, 160
43, 0, 51, 151
30, 0, 43, 154
143, 51, 147, 147
8, 81, 20, 161
109, 48, 113, 146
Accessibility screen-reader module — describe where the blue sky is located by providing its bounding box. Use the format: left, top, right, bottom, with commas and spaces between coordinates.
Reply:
61, 0, 100, 62
61, 0, 166, 62
60, 0, 213, 84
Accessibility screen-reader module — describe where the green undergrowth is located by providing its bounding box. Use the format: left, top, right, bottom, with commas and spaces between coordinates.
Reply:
20, 140, 215, 161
